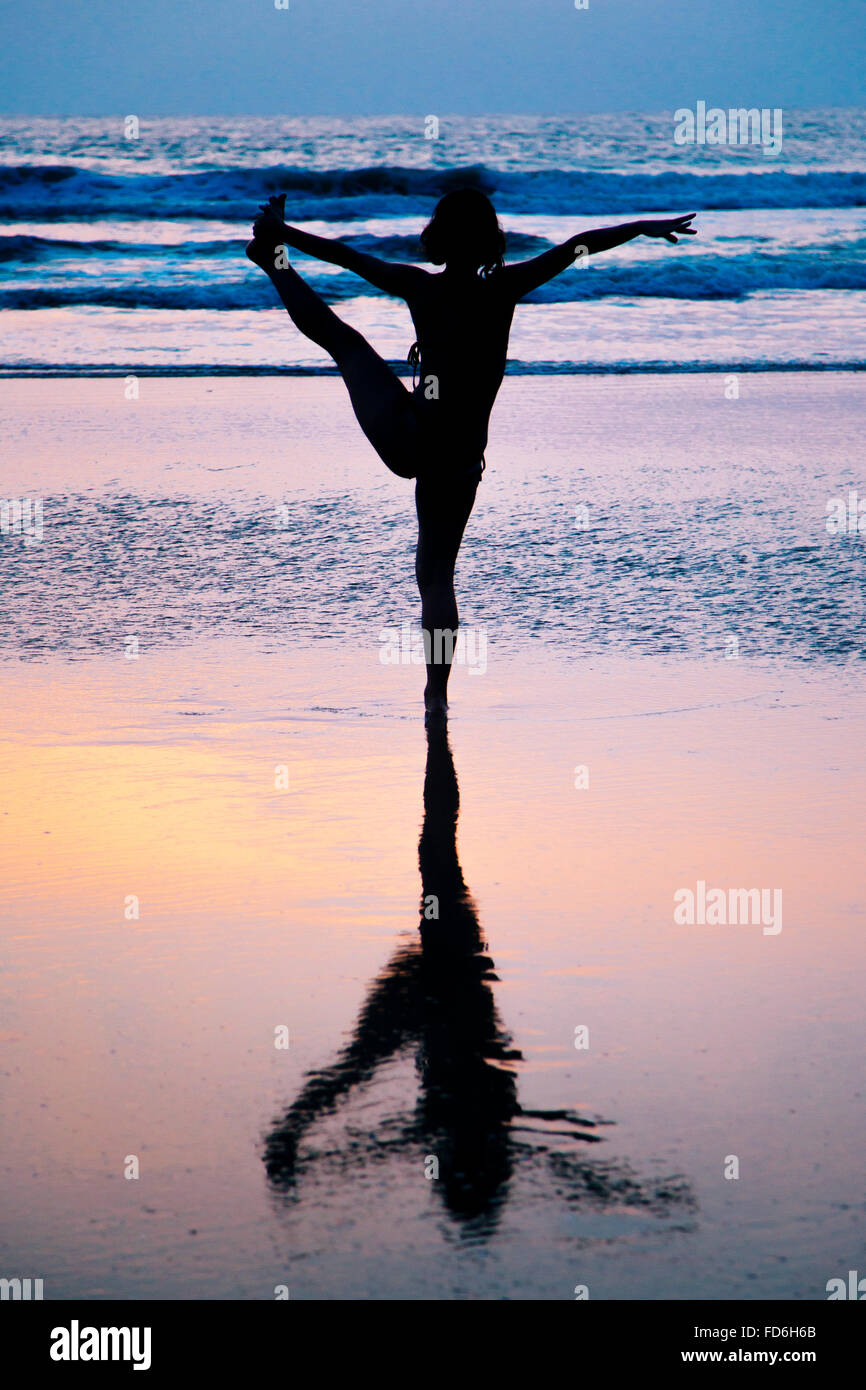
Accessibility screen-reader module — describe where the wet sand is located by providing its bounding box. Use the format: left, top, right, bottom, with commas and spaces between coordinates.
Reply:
1, 375, 864, 1298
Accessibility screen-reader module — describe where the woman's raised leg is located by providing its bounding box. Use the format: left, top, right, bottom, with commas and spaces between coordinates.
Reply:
247, 240, 420, 478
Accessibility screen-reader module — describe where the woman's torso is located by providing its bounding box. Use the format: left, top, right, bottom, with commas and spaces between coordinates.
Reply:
405, 270, 515, 463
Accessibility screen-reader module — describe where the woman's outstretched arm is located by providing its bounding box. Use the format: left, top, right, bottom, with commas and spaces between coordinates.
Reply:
252, 198, 428, 298
502, 213, 697, 299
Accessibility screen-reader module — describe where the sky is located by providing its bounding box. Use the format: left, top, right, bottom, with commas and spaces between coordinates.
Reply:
0, 0, 863, 115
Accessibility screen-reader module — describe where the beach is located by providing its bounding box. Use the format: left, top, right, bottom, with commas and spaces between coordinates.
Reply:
1, 373, 864, 1298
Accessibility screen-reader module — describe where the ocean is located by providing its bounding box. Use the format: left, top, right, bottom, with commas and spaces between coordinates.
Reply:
1, 109, 865, 374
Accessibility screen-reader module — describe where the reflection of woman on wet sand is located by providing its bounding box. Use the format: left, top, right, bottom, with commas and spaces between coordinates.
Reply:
264, 726, 694, 1237
246, 191, 696, 720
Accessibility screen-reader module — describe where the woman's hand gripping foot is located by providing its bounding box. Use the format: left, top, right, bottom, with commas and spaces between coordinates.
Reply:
246, 194, 287, 268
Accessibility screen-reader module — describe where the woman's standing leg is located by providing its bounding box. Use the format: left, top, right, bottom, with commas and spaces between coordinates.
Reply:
414, 474, 479, 719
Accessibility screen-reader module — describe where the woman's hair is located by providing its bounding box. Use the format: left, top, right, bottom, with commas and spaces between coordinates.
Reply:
420, 188, 506, 277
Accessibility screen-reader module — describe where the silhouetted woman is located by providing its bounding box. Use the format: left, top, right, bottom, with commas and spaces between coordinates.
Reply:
246, 190, 696, 718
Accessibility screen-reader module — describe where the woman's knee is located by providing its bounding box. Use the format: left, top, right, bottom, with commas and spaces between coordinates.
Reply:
418, 580, 458, 626
414, 550, 453, 589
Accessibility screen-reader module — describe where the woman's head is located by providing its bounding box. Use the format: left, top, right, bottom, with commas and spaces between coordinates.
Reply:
420, 189, 505, 276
